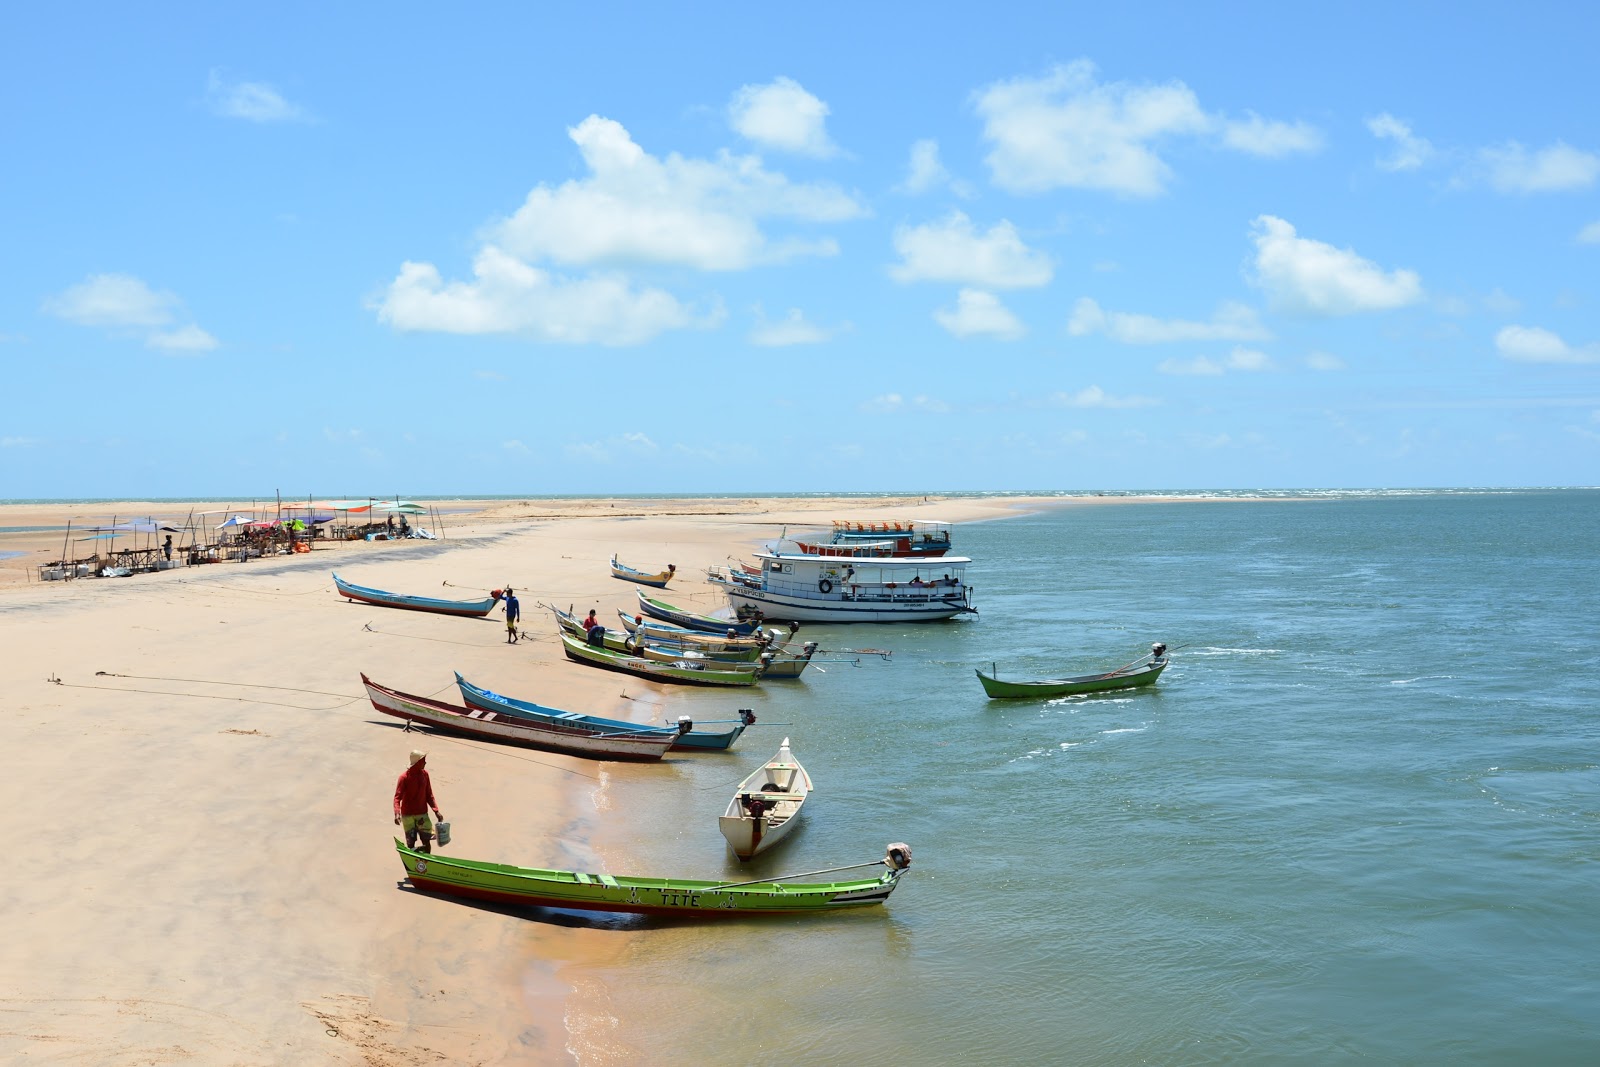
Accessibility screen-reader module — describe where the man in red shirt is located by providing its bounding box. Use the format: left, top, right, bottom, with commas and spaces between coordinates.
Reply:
394, 749, 444, 853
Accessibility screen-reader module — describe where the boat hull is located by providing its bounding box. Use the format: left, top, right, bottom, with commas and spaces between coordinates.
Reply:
724, 586, 969, 623
610, 555, 675, 588
396, 841, 903, 916
362, 675, 675, 761
561, 631, 762, 687
637, 591, 763, 635
455, 672, 748, 750
333, 572, 498, 618
719, 739, 811, 860
975, 659, 1168, 699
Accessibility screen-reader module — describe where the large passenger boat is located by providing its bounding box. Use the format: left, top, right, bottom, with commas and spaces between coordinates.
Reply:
713, 539, 975, 623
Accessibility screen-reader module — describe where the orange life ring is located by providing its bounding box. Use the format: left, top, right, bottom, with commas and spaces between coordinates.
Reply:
292, 542, 310, 553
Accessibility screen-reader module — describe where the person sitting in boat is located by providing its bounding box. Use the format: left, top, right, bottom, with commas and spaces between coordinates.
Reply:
586, 621, 607, 647
910, 576, 926, 588
583, 609, 600, 633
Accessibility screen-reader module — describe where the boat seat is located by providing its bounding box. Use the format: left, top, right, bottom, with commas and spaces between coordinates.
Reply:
597, 875, 619, 887
574, 872, 594, 884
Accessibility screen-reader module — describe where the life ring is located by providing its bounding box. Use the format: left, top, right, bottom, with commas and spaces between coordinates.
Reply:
818, 578, 834, 594
292, 542, 310, 553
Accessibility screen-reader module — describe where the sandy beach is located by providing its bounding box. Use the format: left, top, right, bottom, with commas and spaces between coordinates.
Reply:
0, 493, 1057, 1064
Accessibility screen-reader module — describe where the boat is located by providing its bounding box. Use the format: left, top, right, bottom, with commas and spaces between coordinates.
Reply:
716, 544, 976, 623
718, 737, 813, 859
556, 605, 764, 662
360, 674, 680, 761
975, 644, 1170, 699
395, 840, 912, 916
559, 630, 764, 687
802, 519, 953, 558
616, 610, 775, 652
757, 641, 820, 679
636, 590, 765, 635
610, 554, 676, 588
333, 571, 501, 618
454, 672, 755, 750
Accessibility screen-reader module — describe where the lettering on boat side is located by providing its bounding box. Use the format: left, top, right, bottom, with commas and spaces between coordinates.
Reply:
657, 889, 702, 908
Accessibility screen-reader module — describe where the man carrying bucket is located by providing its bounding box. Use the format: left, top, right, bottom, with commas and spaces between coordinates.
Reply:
394, 749, 444, 853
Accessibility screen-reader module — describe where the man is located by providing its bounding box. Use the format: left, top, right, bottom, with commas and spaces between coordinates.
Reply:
503, 587, 521, 643
394, 749, 443, 853
162, 535, 173, 561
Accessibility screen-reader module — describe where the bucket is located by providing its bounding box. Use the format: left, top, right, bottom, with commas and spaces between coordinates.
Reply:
435, 821, 451, 846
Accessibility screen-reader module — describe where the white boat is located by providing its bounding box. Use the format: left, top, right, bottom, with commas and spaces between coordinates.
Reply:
715, 541, 976, 623
718, 738, 812, 860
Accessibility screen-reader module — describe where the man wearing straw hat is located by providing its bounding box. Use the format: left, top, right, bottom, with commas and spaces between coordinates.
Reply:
394, 749, 444, 853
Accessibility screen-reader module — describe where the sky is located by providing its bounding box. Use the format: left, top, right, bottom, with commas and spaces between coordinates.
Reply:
3, 2, 1598, 497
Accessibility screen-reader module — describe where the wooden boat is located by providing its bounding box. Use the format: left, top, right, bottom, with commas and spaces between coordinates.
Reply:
610, 554, 676, 588
454, 672, 755, 751
333, 571, 500, 618
360, 674, 680, 761
719, 737, 812, 859
616, 610, 773, 652
976, 644, 1170, 699
395, 840, 912, 916
559, 630, 764, 687
637, 590, 764, 635
757, 641, 820, 680
555, 605, 763, 662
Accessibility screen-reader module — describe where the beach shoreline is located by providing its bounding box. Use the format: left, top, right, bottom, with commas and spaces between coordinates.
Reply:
1, 491, 1200, 1064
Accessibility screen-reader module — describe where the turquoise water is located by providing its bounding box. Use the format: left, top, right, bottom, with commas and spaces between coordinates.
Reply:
562, 490, 1599, 1064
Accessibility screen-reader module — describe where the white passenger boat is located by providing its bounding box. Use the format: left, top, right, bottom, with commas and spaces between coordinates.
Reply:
715, 540, 976, 623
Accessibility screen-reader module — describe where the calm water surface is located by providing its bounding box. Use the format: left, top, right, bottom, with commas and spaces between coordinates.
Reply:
559, 491, 1600, 1064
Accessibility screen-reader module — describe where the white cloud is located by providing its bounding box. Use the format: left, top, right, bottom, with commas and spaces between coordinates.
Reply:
1495, 324, 1600, 364
1249, 215, 1423, 315
728, 76, 836, 157
1577, 220, 1600, 244
902, 139, 948, 194
749, 306, 837, 346
933, 289, 1025, 339
376, 246, 715, 345
1306, 351, 1346, 371
2, 436, 43, 448
1222, 113, 1323, 157
890, 211, 1052, 288
1225, 346, 1273, 371
1367, 113, 1434, 171
563, 432, 662, 463
206, 70, 307, 123
1068, 297, 1270, 343
146, 324, 218, 352
973, 60, 1316, 196
1156, 355, 1224, 376
1479, 141, 1600, 193
43, 272, 217, 351
859, 393, 951, 414
490, 116, 860, 271
502, 439, 531, 455
1045, 386, 1159, 409
1156, 347, 1273, 376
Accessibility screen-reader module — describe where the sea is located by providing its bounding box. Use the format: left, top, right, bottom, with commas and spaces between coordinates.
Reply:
561, 489, 1600, 1065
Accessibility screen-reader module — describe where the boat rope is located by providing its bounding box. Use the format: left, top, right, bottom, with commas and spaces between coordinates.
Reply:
361, 622, 502, 648
706, 858, 887, 892
90, 671, 362, 700
50, 676, 353, 711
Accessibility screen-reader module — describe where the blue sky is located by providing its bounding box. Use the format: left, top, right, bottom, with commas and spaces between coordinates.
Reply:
3, 3, 1597, 497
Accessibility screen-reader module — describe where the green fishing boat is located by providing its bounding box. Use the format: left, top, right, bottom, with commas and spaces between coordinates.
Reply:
976, 643, 1169, 699
559, 630, 763, 687
395, 840, 913, 916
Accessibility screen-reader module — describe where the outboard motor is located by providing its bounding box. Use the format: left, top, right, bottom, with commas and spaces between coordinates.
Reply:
801, 640, 819, 658
675, 716, 694, 735
737, 708, 756, 726
884, 843, 913, 870
1151, 642, 1168, 660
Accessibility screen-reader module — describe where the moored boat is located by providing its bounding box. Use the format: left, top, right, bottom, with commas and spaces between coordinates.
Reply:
454, 672, 756, 750
718, 737, 812, 859
637, 590, 765, 635
559, 630, 764, 687
395, 840, 913, 916
814, 519, 953, 557
333, 571, 501, 618
976, 643, 1170, 699
361, 674, 681, 761
610, 554, 676, 588
717, 545, 976, 623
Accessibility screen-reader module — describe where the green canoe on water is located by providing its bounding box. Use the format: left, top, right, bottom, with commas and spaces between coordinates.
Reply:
395, 840, 913, 916
976, 644, 1170, 699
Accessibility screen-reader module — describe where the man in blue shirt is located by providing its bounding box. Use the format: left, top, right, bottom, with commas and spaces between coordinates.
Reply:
503, 587, 521, 644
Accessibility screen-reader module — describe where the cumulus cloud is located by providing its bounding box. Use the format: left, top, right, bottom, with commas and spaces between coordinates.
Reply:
489, 116, 860, 271
1479, 141, 1600, 193
1156, 347, 1273, 376
563, 432, 661, 464
376, 247, 715, 346
728, 76, 836, 157
890, 211, 1052, 288
1495, 324, 1600, 364
902, 139, 948, 194
1367, 113, 1434, 171
43, 273, 217, 351
206, 70, 307, 122
1249, 215, 1423, 315
1306, 351, 1347, 371
973, 60, 1317, 196
859, 393, 951, 414
1577, 220, 1600, 244
749, 306, 838, 346
1045, 385, 1159, 409
1068, 297, 1270, 343
933, 289, 1025, 339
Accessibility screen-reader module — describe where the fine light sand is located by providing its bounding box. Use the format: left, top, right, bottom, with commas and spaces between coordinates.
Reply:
0, 494, 1056, 1065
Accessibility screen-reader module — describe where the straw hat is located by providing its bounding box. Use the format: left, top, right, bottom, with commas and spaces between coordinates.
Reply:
409, 749, 427, 766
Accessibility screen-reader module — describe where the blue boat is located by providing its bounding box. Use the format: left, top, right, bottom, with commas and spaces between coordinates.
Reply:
333, 572, 501, 618
636, 590, 764, 635
454, 672, 754, 751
